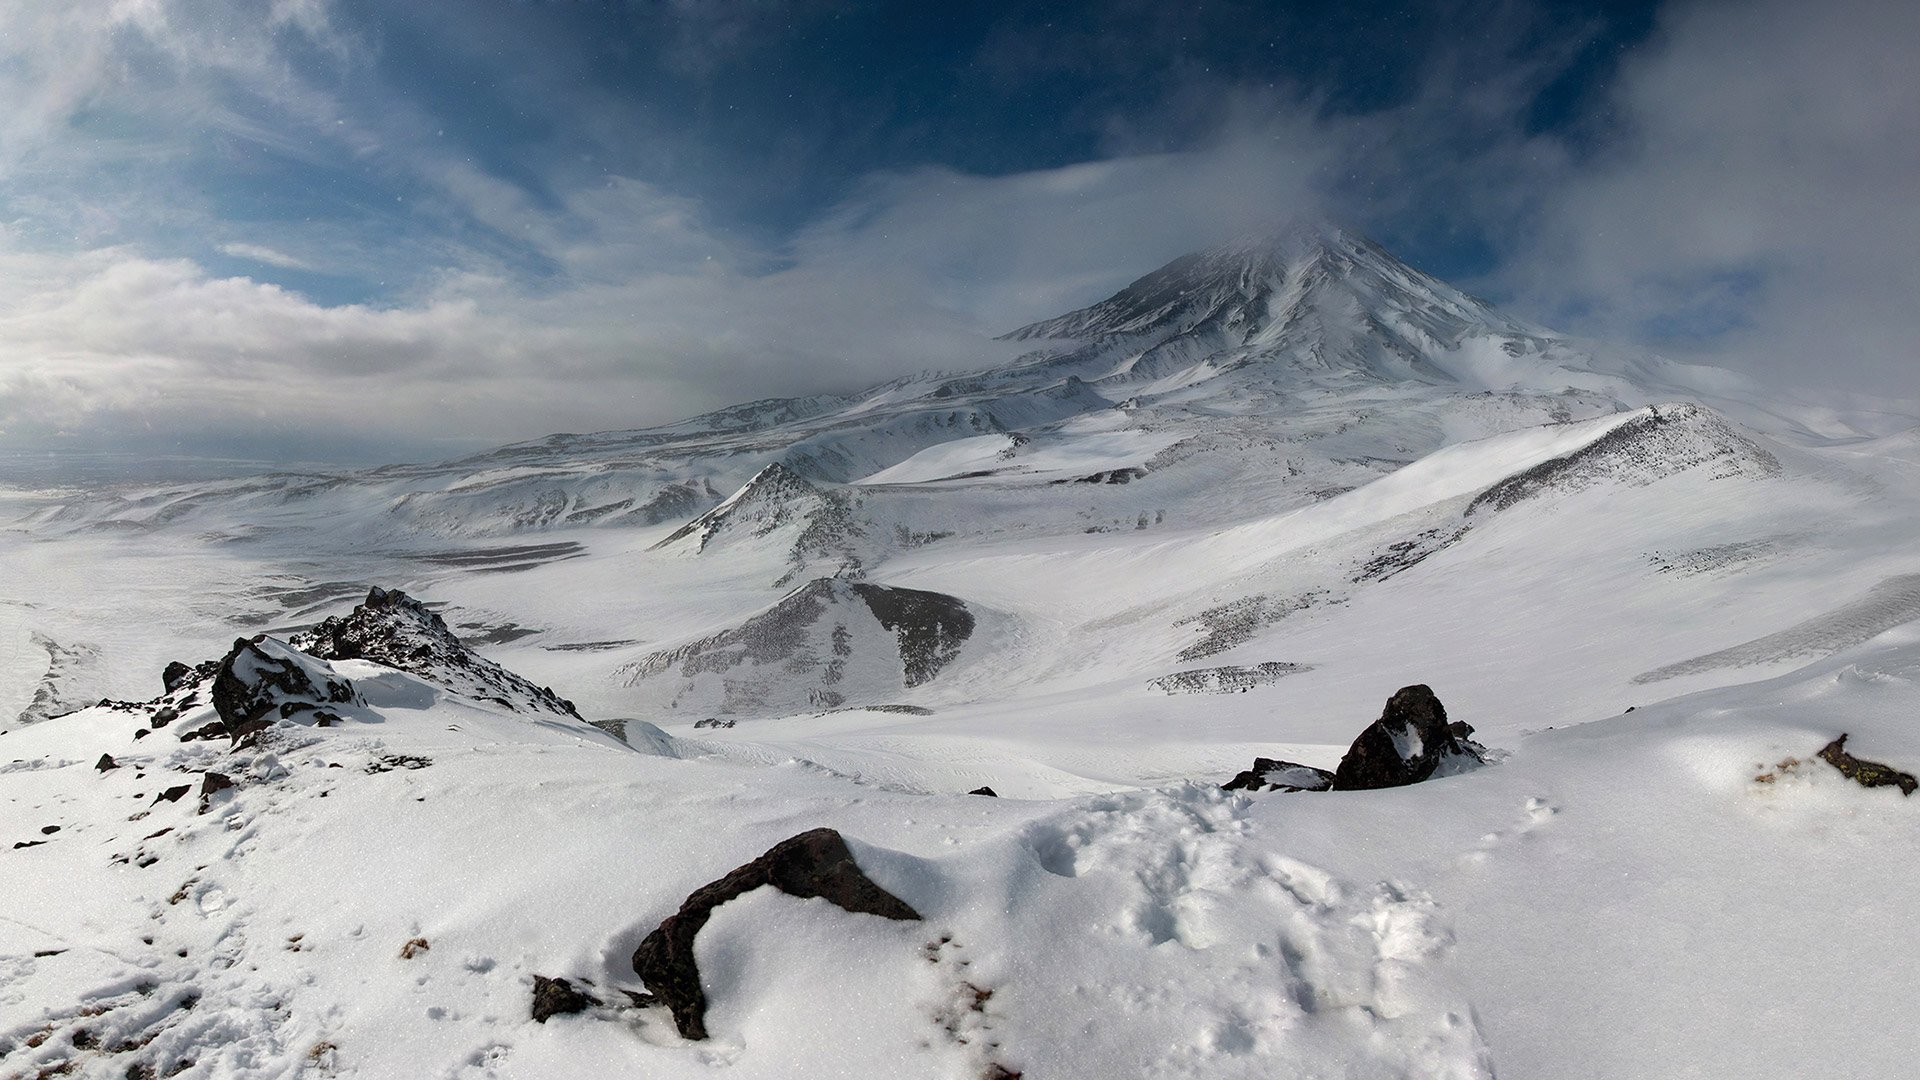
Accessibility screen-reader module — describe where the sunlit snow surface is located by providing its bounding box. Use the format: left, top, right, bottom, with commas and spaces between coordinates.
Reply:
7, 229, 1920, 1076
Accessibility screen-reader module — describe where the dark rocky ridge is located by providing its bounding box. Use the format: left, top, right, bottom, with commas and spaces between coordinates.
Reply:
1468, 404, 1780, 516
209, 637, 360, 737
293, 587, 580, 719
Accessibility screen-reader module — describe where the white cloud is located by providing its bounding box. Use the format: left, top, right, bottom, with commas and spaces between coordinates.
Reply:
1501, 0, 1920, 390
0, 130, 1340, 458
8, 0, 1914, 465
218, 243, 318, 272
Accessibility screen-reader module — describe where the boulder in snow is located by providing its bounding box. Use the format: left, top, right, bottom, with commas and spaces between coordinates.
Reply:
210, 636, 360, 737
1223, 758, 1335, 792
1331, 684, 1484, 791
530, 975, 599, 1023
632, 827, 921, 1040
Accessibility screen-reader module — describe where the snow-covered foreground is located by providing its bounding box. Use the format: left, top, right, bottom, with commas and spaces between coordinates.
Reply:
5, 617, 1919, 1079
7, 225, 1920, 1077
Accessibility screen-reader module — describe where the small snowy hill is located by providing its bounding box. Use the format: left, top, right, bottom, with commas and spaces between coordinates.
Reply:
617, 578, 979, 718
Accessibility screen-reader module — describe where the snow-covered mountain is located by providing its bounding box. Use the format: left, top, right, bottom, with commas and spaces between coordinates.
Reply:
7, 222, 1920, 1078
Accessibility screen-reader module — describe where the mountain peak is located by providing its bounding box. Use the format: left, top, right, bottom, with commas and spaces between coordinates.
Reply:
999, 221, 1506, 352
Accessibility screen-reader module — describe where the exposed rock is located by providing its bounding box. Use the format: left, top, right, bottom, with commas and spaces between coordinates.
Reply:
1331, 685, 1484, 791
619, 579, 975, 717
1223, 758, 1334, 793
294, 587, 581, 720
399, 937, 429, 959
650, 463, 866, 583
95, 754, 118, 772
1148, 661, 1310, 694
1817, 734, 1917, 796
967, 786, 999, 797
632, 827, 921, 1040
1467, 404, 1779, 516
848, 582, 975, 688
198, 773, 234, 810
530, 975, 599, 1023
162, 661, 194, 694
210, 636, 359, 736
153, 784, 192, 805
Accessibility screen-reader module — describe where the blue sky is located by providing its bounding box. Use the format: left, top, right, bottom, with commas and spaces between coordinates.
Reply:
0, 0, 1913, 462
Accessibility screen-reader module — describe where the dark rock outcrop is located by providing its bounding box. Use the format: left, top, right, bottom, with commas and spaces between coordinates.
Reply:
198, 772, 234, 812
1331, 685, 1483, 791
848, 582, 975, 688
162, 661, 194, 694
968, 786, 999, 797
632, 828, 921, 1040
1818, 734, 1917, 796
530, 975, 599, 1023
294, 587, 581, 720
210, 636, 359, 736
1223, 758, 1334, 793
95, 754, 118, 772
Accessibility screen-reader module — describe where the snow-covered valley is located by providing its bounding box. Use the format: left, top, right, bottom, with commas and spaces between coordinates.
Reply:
6, 224, 1919, 1079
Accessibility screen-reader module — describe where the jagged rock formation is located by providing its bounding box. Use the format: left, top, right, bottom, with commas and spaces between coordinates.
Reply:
293, 587, 581, 719
632, 828, 921, 1040
209, 636, 361, 736
618, 579, 976, 718
1331, 685, 1484, 791
530, 976, 600, 1023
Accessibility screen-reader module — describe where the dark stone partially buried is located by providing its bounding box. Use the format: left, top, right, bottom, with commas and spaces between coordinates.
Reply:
1817, 734, 1917, 796
530, 975, 599, 1023
632, 827, 920, 1040
1222, 758, 1334, 793
1331, 684, 1482, 791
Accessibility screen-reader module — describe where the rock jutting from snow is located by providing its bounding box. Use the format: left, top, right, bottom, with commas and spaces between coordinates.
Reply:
1817, 734, 1917, 796
530, 975, 600, 1023
968, 786, 998, 797
210, 635, 360, 738
1222, 758, 1335, 793
632, 827, 921, 1040
294, 586, 582, 720
1331, 684, 1484, 791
